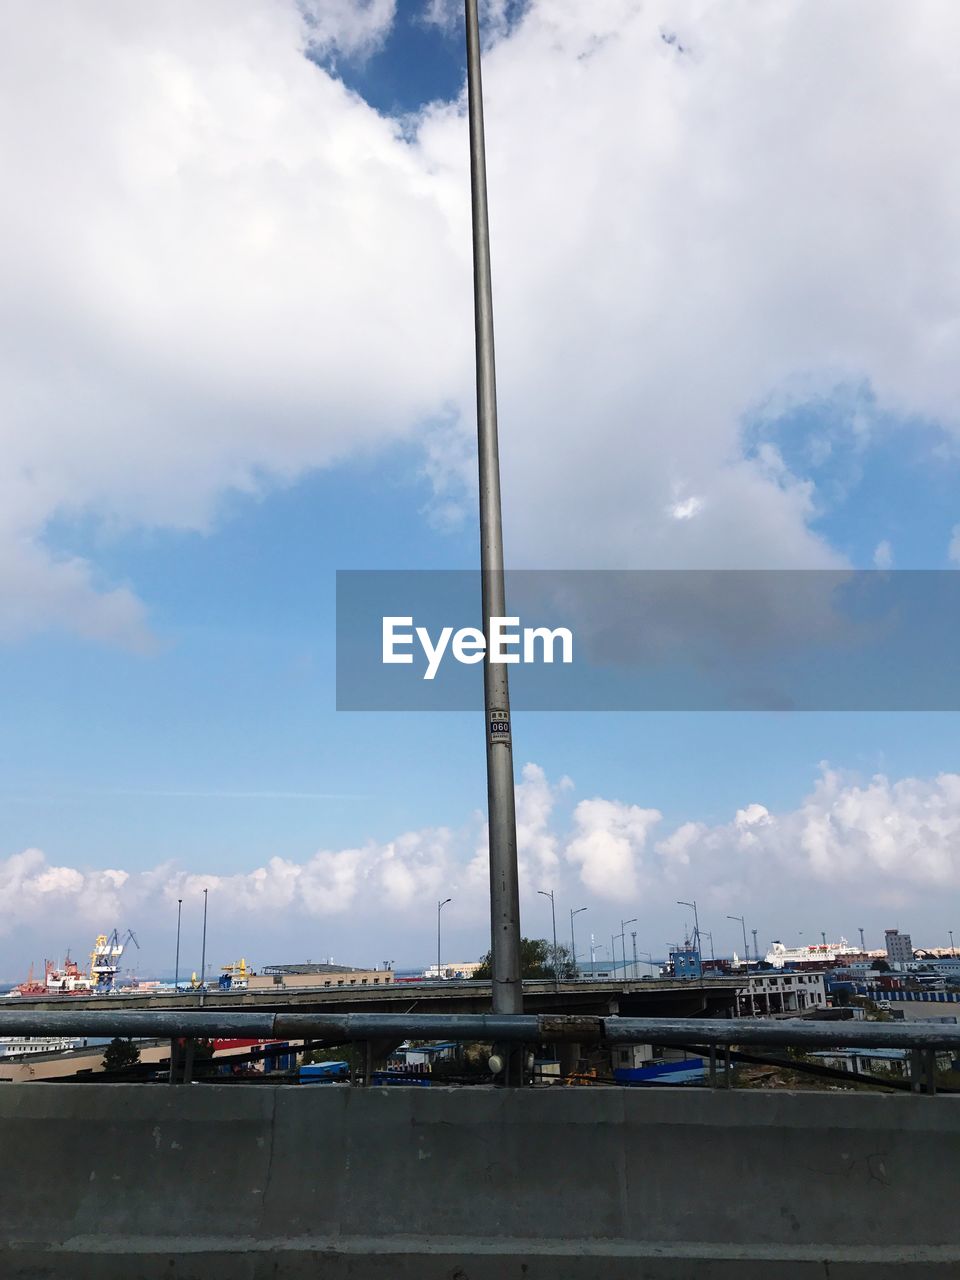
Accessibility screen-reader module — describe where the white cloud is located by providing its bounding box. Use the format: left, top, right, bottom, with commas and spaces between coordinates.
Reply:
299, 0, 397, 58
7, 761, 960, 969
2, 2, 960, 639
565, 797, 662, 898
873, 539, 894, 569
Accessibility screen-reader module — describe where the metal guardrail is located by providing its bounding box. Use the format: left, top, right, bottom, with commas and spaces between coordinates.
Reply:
2, 1009, 960, 1050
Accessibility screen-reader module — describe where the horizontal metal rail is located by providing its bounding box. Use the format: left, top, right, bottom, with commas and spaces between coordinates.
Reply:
2, 1010, 960, 1051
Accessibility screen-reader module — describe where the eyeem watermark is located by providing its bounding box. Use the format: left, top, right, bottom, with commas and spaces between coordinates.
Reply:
383, 616, 574, 680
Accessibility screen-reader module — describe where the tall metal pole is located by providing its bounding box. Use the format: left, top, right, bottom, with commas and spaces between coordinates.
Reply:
570, 907, 586, 979
859, 927, 866, 954
174, 898, 182, 993
619, 918, 637, 980
950, 930, 955, 957
752, 928, 759, 964
677, 901, 699, 965
200, 888, 208, 991
631, 931, 639, 979
438, 897, 451, 982
538, 890, 559, 990
728, 915, 749, 967
464, 0, 523, 1024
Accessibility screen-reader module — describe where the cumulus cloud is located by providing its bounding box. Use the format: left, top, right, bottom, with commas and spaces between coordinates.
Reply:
2, 2, 960, 640
7, 761, 960, 968
565, 797, 662, 898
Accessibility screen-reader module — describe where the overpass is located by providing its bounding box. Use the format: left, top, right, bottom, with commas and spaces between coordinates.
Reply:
3, 975, 744, 1018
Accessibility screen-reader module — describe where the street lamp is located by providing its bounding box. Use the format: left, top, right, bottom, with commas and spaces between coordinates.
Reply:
174, 898, 182, 993
677, 899, 700, 962
618, 918, 637, 977
199, 887, 209, 991
950, 930, 955, 957
437, 898, 452, 982
570, 907, 586, 979
702, 930, 716, 965
727, 915, 749, 966
538, 890, 559, 988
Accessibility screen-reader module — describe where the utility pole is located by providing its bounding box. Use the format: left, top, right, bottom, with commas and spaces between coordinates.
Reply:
464, 0, 523, 1039
631, 931, 639, 979
174, 898, 182, 993
570, 907, 586, 979
538, 890, 559, 990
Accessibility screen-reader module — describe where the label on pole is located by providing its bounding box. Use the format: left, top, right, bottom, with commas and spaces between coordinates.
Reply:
489, 709, 511, 743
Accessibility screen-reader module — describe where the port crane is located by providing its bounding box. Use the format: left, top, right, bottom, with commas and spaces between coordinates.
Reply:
89, 928, 139, 990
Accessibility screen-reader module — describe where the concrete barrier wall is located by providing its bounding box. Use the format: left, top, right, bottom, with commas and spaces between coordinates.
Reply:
1, 1084, 958, 1278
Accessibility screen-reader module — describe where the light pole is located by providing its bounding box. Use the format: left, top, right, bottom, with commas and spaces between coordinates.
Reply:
950, 930, 955, 957
702, 930, 716, 966
677, 899, 700, 964
437, 898, 452, 982
631, 930, 639, 978
199, 887, 208, 991
859, 927, 866, 953
538, 890, 559, 989
570, 907, 586, 979
751, 928, 759, 963
174, 898, 182, 993
618, 919, 637, 977
728, 915, 749, 966
464, 0, 522, 1032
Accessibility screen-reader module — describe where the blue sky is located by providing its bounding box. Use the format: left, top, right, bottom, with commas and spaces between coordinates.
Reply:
2, 1, 960, 980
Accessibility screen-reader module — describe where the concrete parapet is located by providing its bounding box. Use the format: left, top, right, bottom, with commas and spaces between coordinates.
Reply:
0, 1084, 957, 1276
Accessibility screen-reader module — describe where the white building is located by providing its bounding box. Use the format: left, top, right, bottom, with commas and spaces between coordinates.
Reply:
734, 971, 826, 1017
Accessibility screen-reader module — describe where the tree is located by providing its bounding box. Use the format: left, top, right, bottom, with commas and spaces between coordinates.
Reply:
474, 937, 576, 980
873, 959, 890, 972
101, 1037, 141, 1072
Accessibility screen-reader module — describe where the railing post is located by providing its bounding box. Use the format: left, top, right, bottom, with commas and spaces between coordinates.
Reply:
910, 1048, 923, 1094
924, 1048, 937, 1096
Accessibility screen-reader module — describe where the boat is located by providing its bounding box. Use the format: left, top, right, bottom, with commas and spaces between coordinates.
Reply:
765, 938, 860, 969
0, 1035, 84, 1059
6, 955, 93, 998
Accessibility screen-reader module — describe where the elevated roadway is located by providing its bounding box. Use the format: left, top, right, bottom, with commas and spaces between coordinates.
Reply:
4, 975, 744, 1019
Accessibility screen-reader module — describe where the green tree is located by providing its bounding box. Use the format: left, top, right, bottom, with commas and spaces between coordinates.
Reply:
101, 1037, 141, 1072
474, 937, 575, 980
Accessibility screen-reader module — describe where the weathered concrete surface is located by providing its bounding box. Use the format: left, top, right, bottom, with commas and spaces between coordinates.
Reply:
0, 1085, 957, 1277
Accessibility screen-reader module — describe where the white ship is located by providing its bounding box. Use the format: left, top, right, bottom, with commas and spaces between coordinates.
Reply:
765, 938, 860, 969
0, 1036, 84, 1059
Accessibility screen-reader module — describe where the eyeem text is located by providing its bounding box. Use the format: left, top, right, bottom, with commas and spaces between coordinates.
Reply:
382, 616, 574, 680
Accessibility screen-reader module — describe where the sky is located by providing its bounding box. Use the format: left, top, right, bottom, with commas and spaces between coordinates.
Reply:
2, 0, 960, 982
